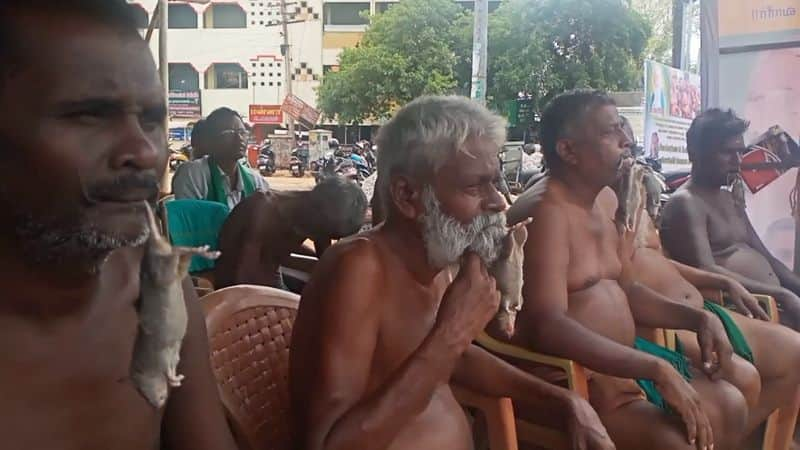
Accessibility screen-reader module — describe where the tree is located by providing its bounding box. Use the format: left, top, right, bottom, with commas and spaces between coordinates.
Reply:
488, 0, 651, 112
317, 0, 471, 124
632, 0, 673, 65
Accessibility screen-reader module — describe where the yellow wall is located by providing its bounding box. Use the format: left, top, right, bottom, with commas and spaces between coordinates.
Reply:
720, 1, 799, 37
323, 32, 365, 49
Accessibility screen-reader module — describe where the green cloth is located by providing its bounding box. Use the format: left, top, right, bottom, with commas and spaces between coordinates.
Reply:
704, 300, 755, 364
165, 199, 230, 273
634, 337, 693, 412
206, 157, 257, 206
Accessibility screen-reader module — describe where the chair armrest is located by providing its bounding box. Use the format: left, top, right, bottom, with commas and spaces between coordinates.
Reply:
476, 332, 589, 400
699, 289, 724, 304
753, 294, 779, 323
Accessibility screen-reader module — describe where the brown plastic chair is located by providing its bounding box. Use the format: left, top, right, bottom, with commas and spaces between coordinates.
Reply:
201, 285, 300, 450
452, 331, 590, 450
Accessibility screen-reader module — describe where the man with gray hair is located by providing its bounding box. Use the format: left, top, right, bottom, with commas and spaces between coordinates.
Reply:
289, 96, 614, 450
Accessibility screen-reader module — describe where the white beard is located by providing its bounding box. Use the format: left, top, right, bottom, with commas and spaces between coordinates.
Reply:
418, 187, 507, 269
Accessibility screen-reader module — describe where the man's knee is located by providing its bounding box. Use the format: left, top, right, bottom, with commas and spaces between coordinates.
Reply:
703, 379, 749, 440
726, 356, 761, 410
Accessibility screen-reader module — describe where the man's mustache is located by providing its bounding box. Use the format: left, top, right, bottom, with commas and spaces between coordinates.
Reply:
84, 173, 160, 203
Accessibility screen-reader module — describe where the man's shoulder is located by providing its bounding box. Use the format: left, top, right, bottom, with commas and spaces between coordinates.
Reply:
321, 234, 386, 275
175, 157, 210, 176
508, 177, 560, 225
244, 166, 269, 190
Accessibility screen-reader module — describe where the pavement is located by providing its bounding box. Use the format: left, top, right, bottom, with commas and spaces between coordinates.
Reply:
264, 170, 316, 191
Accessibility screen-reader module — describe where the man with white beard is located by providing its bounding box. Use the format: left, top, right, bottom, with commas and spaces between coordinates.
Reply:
289, 96, 615, 450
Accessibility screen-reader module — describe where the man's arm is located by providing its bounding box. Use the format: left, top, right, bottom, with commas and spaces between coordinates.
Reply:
670, 259, 769, 320
519, 205, 669, 381
220, 201, 269, 285
161, 277, 238, 450
171, 163, 205, 199
451, 345, 614, 449
744, 217, 800, 293
661, 194, 785, 296
297, 240, 466, 450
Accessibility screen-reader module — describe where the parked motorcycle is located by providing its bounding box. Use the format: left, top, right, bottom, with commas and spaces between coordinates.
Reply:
290, 146, 310, 178
257, 145, 276, 176
169, 146, 190, 171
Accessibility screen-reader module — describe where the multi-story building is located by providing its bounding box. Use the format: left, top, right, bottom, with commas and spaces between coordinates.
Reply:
130, 0, 499, 142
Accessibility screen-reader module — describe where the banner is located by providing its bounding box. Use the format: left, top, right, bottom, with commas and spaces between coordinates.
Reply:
249, 104, 283, 124
719, 0, 800, 49
168, 90, 202, 119
281, 94, 321, 128
643, 60, 701, 171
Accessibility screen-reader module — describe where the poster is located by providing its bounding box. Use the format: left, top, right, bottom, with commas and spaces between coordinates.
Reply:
168, 90, 202, 120
281, 94, 321, 128
718, 0, 800, 49
643, 60, 701, 171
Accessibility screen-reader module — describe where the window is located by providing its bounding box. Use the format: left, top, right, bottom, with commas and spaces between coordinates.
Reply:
169, 63, 199, 91
168, 4, 198, 29
206, 4, 247, 28
323, 3, 369, 26
130, 4, 149, 29
206, 63, 248, 89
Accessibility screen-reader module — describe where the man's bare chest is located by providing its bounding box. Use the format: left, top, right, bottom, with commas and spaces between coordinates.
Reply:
702, 194, 750, 247
567, 215, 622, 285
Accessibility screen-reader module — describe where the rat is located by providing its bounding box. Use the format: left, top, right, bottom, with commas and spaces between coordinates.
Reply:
130, 202, 220, 408
489, 223, 529, 338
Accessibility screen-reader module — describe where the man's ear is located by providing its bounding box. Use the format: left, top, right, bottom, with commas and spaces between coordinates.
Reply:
389, 175, 424, 220
555, 139, 579, 166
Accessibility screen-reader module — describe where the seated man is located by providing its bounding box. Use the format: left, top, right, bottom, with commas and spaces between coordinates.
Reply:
290, 96, 614, 450
508, 90, 749, 450
0, 2, 236, 449
661, 109, 800, 329
214, 177, 368, 290
172, 107, 268, 209
602, 125, 800, 443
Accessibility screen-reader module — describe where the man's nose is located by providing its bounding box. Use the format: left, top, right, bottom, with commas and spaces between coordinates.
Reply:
109, 117, 161, 171
485, 183, 508, 213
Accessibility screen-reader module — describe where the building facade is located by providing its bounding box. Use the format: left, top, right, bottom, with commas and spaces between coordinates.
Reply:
131, 0, 498, 141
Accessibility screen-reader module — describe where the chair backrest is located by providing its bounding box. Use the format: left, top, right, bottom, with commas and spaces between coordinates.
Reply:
201, 285, 300, 450
165, 199, 230, 273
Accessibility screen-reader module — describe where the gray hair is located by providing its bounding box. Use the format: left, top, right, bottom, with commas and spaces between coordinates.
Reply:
375, 95, 507, 212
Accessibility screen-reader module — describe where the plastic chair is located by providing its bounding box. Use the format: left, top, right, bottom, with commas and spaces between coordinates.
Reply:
201, 285, 300, 450
452, 331, 589, 450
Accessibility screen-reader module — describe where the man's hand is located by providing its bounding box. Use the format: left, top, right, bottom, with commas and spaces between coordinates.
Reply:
724, 280, 769, 320
654, 364, 714, 450
434, 252, 501, 355
564, 395, 616, 450
695, 311, 733, 380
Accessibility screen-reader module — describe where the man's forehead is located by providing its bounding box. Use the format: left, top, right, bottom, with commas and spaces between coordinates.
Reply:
441, 137, 500, 175
10, 14, 160, 102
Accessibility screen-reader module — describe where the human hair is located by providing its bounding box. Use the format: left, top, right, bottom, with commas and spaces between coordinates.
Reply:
190, 119, 208, 159
0, 0, 142, 84
204, 107, 244, 136
686, 108, 749, 162
540, 89, 616, 171
304, 176, 367, 238
375, 95, 507, 210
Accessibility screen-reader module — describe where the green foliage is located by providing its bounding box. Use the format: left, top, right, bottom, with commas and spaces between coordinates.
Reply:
488, 0, 650, 111
317, 0, 470, 124
319, 0, 651, 123
631, 0, 673, 65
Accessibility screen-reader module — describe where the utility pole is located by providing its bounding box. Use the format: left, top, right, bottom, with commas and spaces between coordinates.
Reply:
470, 0, 488, 105
158, 0, 170, 194
279, 0, 296, 149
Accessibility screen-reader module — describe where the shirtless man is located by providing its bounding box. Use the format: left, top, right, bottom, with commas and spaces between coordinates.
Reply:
0, 2, 236, 449
508, 90, 748, 450
604, 125, 800, 443
214, 176, 367, 290
290, 95, 615, 450
661, 108, 800, 330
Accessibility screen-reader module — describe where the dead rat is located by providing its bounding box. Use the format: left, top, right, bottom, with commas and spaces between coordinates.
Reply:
130, 202, 220, 408
489, 221, 529, 338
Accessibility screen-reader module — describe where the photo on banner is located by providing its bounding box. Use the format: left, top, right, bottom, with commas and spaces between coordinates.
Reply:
643, 60, 701, 171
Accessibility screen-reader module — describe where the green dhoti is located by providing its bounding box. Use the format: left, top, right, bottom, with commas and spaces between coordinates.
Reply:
703, 300, 755, 364
634, 337, 693, 411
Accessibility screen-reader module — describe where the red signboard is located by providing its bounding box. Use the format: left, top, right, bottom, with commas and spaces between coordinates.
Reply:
281, 94, 321, 128
249, 104, 283, 124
